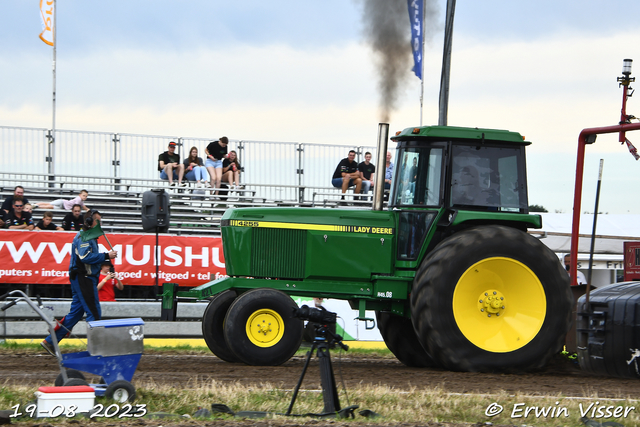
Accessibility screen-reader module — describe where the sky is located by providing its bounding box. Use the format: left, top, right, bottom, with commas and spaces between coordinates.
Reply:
1, 0, 640, 214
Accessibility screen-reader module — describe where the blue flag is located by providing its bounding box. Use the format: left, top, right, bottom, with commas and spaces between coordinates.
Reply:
407, 0, 423, 80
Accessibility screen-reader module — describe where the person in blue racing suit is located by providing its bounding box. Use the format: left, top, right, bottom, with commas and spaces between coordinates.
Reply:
41, 209, 118, 356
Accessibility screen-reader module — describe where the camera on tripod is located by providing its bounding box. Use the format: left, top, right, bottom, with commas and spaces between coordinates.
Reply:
293, 305, 336, 324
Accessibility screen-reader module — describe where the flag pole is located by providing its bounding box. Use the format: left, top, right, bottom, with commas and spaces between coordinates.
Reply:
419, 0, 426, 126
438, 0, 456, 126
51, 0, 56, 180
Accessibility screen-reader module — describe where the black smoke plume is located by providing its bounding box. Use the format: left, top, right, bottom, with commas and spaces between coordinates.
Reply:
361, 0, 439, 122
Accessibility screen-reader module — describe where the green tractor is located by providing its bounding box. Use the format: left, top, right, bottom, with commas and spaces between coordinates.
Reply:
162, 124, 573, 372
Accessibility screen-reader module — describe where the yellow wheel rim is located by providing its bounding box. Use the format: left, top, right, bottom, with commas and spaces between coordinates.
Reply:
452, 257, 546, 353
246, 309, 285, 348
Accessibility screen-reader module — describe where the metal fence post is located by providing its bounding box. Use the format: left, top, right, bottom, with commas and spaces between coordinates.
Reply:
297, 143, 304, 203
112, 133, 121, 191
46, 129, 55, 189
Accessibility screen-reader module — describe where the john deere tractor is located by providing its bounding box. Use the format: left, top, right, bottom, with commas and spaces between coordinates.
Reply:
162, 124, 573, 372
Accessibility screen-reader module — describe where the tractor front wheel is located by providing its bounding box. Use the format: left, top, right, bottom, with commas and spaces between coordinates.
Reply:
202, 290, 241, 363
224, 288, 303, 366
411, 225, 572, 372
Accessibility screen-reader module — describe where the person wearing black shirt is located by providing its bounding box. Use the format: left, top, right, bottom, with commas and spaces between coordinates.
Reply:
61, 204, 83, 231
3, 197, 34, 230
222, 150, 242, 189
36, 211, 63, 231
331, 150, 362, 199
158, 141, 185, 187
358, 151, 376, 199
2, 186, 29, 214
205, 136, 229, 196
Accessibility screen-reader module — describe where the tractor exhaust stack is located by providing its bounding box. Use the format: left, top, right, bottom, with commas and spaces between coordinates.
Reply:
373, 123, 389, 211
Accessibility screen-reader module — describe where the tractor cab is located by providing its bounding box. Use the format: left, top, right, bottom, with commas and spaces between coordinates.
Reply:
390, 126, 529, 213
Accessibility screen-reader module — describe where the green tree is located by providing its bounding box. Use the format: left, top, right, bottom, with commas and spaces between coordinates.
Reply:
528, 204, 548, 213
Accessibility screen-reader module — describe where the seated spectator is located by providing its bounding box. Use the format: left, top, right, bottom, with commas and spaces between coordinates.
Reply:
183, 146, 209, 188
35, 189, 90, 211
35, 211, 63, 231
222, 150, 242, 189
358, 151, 376, 198
61, 204, 83, 231
3, 197, 34, 230
23, 203, 33, 214
98, 262, 124, 302
158, 141, 185, 187
331, 150, 362, 199
385, 151, 394, 190
2, 186, 29, 214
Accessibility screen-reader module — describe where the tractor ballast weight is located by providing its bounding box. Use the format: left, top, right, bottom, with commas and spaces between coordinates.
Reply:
163, 124, 574, 372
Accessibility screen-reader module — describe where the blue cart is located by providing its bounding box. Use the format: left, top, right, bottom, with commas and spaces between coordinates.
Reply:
0, 290, 143, 403
57, 318, 145, 402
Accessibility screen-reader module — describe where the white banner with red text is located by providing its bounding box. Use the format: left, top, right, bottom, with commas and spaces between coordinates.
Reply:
0, 230, 226, 286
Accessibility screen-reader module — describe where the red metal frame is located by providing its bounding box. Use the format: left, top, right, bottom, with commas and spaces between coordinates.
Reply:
570, 76, 640, 286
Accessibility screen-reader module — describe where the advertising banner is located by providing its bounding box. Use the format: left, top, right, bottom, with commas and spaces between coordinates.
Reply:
0, 230, 225, 287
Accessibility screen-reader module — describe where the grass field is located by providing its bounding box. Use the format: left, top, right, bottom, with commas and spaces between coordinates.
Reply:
1, 341, 639, 426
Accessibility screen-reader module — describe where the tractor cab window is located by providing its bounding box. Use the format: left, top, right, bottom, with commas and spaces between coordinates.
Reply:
393, 147, 443, 207
450, 144, 527, 211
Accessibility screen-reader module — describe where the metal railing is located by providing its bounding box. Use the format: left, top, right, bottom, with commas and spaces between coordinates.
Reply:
1, 125, 387, 190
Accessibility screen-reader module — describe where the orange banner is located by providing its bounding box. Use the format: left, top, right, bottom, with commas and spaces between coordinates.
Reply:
0, 230, 225, 287
39, 0, 55, 46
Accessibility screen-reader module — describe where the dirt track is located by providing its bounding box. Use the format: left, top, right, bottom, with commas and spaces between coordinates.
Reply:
3, 349, 639, 398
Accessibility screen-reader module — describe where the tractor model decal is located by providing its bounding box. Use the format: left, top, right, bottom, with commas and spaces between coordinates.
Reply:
224, 219, 394, 235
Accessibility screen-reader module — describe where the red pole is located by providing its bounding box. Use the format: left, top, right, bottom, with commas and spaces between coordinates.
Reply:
570, 122, 640, 286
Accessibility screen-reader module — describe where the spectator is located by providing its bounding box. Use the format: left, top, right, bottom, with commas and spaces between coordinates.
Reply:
331, 150, 362, 200
358, 151, 375, 198
205, 136, 229, 196
222, 150, 242, 189
3, 197, 34, 230
23, 203, 33, 214
61, 204, 84, 231
183, 146, 209, 188
35, 211, 63, 231
97, 262, 124, 302
564, 253, 587, 285
158, 141, 185, 187
385, 151, 394, 190
2, 186, 29, 214
35, 189, 90, 211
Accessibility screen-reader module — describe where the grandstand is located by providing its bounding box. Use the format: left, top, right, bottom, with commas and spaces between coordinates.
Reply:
0, 124, 390, 235
0, 172, 379, 236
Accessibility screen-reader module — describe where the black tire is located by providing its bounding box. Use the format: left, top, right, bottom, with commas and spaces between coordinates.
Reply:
105, 380, 136, 403
375, 311, 437, 368
55, 369, 86, 387
224, 288, 303, 366
63, 378, 89, 387
202, 290, 241, 363
411, 225, 572, 372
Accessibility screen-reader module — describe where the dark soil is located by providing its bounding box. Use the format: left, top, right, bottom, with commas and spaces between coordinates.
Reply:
2, 349, 638, 426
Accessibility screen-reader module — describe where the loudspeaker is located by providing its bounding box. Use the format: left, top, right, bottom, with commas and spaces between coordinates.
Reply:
142, 189, 170, 232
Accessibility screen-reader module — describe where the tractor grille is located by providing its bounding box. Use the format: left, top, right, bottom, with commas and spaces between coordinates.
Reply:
251, 228, 306, 279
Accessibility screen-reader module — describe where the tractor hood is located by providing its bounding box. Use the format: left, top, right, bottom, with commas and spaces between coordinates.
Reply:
220, 207, 396, 281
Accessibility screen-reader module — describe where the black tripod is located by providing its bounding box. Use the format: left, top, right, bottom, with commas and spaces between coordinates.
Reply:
285, 323, 354, 417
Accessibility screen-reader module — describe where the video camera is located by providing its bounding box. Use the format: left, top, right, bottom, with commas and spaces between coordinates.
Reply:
292, 305, 336, 324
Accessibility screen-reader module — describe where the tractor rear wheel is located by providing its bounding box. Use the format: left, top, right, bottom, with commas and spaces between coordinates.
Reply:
411, 225, 572, 372
376, 311, 436, 367
224, 288, 303, 366
202, 290, 241, 363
